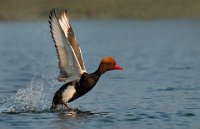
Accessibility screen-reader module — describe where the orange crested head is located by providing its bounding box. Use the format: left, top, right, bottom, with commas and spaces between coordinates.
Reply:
99, 56, 123, 74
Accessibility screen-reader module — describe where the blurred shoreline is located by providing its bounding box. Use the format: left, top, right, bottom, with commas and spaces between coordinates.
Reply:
1, 0, 200, 21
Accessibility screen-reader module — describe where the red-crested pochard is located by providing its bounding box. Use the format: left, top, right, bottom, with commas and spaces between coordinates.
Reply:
49, 9, 123, 110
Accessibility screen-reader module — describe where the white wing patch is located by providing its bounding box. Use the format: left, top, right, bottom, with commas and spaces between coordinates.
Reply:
62, 85, 76, 103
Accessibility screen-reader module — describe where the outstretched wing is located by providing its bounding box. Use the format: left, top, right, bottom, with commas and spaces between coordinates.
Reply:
59, 10, 86, 71
49, 9, 86, 82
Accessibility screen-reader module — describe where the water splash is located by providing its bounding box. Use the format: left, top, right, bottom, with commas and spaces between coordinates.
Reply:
0, 59, 60, 113
0, 75, 55, 113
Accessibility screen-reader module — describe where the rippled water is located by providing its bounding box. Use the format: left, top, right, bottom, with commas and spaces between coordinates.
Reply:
0, 20, 200, 129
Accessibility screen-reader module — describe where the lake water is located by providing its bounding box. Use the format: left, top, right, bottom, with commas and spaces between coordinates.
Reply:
0, 20, 200, 129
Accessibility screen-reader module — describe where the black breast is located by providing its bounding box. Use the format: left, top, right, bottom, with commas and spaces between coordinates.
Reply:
50, 72, 101, 110
68, 73, 100, 102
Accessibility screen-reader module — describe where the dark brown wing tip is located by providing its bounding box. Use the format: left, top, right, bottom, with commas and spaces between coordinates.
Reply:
49, 8, 56, 19
64, 9, 69, 15
49, 8, 69, 22
49, 8, 56, 27
60, 9, 70, 21
49, 8, 57, 43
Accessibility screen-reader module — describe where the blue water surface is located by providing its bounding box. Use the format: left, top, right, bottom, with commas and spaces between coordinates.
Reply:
0, 20, 200, 129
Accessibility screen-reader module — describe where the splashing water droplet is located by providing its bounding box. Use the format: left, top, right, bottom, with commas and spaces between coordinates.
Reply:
0, 63, 60, 113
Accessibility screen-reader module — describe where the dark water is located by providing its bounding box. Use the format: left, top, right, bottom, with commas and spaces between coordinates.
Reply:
0, 20, 200, 129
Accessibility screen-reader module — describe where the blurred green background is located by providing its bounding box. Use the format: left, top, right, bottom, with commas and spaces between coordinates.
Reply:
0, 0, 200, 20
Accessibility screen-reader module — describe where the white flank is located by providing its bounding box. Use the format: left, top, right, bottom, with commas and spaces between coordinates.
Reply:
62, 85, 76, 103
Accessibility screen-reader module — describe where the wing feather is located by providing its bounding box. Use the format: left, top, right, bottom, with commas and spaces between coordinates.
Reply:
49, 9, 86, 82
59, 10, 86, 71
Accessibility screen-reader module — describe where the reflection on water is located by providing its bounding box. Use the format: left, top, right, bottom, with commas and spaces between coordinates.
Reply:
57, 108, 107, 119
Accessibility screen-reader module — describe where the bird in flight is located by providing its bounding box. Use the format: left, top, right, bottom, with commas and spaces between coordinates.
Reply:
49, 9, 123, 110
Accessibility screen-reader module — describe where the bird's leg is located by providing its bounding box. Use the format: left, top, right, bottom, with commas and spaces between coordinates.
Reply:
63, 103, 70, 109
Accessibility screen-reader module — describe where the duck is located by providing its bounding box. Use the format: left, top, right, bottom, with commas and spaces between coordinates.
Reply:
49, 9, 123, 110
